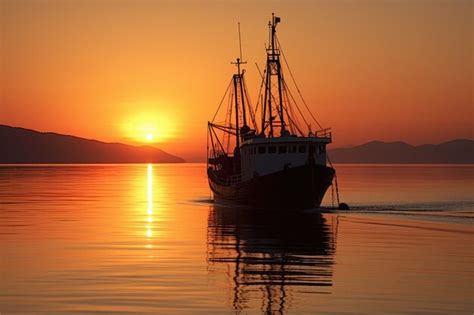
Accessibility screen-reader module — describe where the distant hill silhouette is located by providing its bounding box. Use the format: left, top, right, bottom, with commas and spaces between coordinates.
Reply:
0, 125, 184, 163
329, 139, 474, 164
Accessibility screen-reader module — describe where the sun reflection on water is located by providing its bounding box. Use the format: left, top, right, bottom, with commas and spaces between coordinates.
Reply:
146, 164, 154, 244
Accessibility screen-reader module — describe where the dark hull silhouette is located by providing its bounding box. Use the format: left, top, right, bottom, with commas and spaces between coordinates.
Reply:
208, 164, 335, 209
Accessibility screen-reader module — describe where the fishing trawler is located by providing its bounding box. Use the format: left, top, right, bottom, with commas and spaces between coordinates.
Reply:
207, 14, 335, 209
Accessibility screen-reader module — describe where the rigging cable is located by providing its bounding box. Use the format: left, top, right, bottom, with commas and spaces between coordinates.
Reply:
276, 36, 324, 131
225, 88, 234, 153
282, 79, 311, 133
281, 102, 304, 136
281, 81, 297, 134
254, 63, 266, 120
242, 77, 258, 132
257, 61, 306, 135
281, 79, 302, 133
212, 79, 233, 123
326, 153, 341, 206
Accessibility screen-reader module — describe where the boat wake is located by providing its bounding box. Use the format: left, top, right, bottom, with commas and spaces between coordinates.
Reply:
323, 200, 474, 212
322, 202, 474, 224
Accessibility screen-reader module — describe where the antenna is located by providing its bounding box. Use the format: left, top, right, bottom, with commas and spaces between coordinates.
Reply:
231, 22, 247, 72
238, 22, 243, 61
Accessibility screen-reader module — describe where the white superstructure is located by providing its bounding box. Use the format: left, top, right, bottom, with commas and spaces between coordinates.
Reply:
240, 136, 331, 181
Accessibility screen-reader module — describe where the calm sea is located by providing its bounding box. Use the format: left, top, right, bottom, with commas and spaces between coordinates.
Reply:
1, 164, 473, 314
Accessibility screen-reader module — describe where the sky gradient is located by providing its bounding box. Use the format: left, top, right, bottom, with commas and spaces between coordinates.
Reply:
1, 0, 472, 160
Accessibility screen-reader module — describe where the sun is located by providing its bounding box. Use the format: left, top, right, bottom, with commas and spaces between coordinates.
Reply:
145, 133, 154, 141
121, 109, 176, 144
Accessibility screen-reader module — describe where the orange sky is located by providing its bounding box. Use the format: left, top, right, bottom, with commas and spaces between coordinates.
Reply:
1, 0, 472, 161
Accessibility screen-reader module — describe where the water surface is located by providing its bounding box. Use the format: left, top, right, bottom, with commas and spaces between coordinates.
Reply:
1, 164, 473, 313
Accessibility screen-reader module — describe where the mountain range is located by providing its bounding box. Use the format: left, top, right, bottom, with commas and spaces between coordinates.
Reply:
1, 124, 472, 164
328, 139, 473, 164
0, 125, 184, 163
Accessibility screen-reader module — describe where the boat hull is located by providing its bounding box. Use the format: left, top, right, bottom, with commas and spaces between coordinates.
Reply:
208, 164, 335, 209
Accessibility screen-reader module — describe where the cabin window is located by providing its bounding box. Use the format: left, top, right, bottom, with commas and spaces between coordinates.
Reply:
309, 145, 316, 153
258, 146, 266, 154
319, 145, 326, 154
290, 145, 297, 153
298, 145, 307, 153
278, 146, 287, 154
268, 146, 276, 154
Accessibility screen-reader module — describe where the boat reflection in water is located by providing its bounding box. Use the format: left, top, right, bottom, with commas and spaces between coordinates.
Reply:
207, 205, 338, 313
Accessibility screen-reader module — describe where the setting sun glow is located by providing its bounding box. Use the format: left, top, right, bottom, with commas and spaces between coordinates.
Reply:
121, 110, 177, 145
146, 133, 154, 141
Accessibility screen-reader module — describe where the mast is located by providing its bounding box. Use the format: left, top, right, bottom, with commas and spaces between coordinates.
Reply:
233, 69, 240, 150
261, 14, 286, 137
239, 71, 247, 128
231, 22, 247, 151
271, 14, 286, 133
231, 59, 247, 150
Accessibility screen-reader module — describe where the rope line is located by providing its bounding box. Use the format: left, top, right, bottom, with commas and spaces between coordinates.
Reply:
277, 36, 324, 131
212, 79, 233, 123
326, 153, 341, 206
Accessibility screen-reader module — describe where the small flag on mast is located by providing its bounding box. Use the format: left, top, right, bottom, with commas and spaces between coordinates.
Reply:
275, 16, 281, 24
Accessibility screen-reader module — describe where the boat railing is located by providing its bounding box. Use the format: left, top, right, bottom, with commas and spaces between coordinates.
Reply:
311, 128, 332, 140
